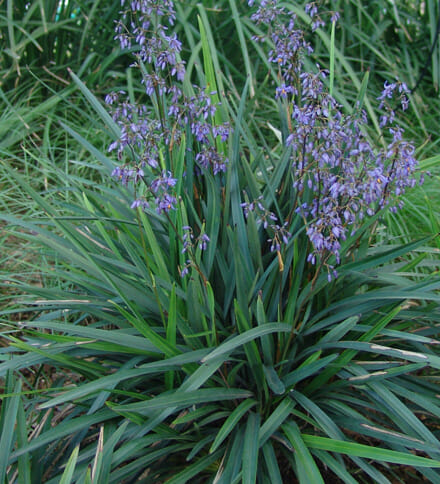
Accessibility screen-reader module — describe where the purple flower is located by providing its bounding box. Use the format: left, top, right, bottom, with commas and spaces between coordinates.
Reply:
131, 199, 149, 210
180, 265, 190, 277
195, 147, 228, 175
212, 123, 231, 142
275, 84, 296, 99
331, 12, 340, 23
181, 226, 210, 253
150, 171, 177, 193
311, 19, 325, 32
105, 91, 125, 105
401, 96, 409, 111
377, 80, 397, 109
305, 3, 318, 18
156, 193, 176, 214
111, 166, 134, 185
191, 121, 211, 144
198, 233, 210, 251
181, 226, 194, 253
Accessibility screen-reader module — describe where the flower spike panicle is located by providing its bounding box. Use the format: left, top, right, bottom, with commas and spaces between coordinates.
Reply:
245, 0, 420, 279
107, 0, 231, 225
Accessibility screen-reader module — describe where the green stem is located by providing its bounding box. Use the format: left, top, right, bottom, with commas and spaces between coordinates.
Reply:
135, 204, 167, 327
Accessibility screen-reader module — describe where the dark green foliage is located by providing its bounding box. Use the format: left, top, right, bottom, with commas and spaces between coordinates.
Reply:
0, 1, 440, 483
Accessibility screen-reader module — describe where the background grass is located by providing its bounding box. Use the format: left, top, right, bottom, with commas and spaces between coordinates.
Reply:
1, 0, 439, 482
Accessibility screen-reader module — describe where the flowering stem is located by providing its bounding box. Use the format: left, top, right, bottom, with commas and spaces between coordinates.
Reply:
135, 207, 167, 326
165, 212, 208, 286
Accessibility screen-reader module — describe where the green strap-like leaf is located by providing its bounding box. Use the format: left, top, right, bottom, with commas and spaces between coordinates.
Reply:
59, 446, 79, 484
201, 323, 292, 363
242, 412, 261, 484
0, 377, 22, 482
210, 399, 257, 453
263, 365, 285, 395
68, 69, 119, 137
282, 421, 325, 484
110, 388, 252, 415
11, 410, 115, 460
261, 442, 283, 484
38, 349, 209, 409
303, 434, 440, 467
259, 397, 295, 448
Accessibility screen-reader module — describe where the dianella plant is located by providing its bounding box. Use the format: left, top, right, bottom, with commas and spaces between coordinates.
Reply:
2, 0, 440, 483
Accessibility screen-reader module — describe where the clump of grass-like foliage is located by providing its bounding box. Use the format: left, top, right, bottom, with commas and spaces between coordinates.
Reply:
1, 1, 440, 483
